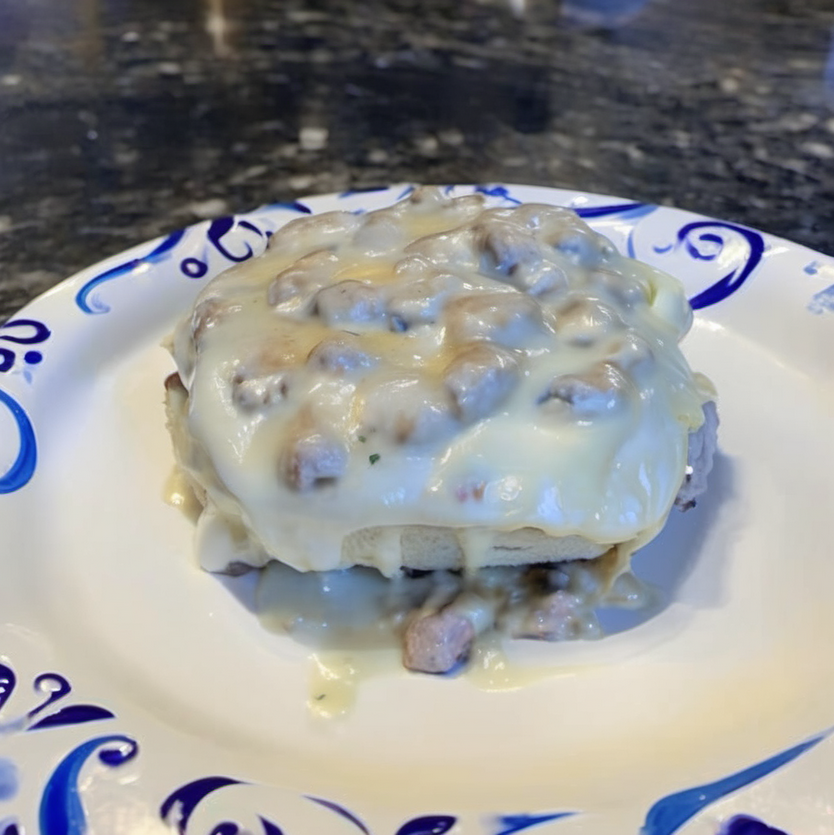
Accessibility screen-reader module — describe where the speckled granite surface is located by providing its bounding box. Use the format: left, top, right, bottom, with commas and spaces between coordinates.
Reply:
1, 0, 833, 320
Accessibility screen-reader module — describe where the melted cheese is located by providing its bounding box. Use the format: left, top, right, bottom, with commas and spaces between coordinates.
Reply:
169, 187, 709, 576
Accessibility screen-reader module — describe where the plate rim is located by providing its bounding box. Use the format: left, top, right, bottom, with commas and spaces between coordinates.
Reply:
1, 181, 833, 835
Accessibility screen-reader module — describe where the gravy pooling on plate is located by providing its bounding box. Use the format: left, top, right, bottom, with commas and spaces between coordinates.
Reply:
164, 186, 717, 673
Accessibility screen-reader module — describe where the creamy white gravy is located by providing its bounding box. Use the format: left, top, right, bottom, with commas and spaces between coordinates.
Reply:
168, 187, 709, 577
253, 555, 653, 714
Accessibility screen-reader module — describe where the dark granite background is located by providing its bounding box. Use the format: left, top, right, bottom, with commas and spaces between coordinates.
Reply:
1, 0, 833, 320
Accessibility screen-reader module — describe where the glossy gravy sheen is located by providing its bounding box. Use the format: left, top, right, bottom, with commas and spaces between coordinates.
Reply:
253, 556, 652, 715
168, 188, 710, 578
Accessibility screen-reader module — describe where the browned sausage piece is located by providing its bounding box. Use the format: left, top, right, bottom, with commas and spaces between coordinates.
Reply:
386, 274, 460, 329
267, 250, 338, 307
361, 375, 455, 445
231, 340, 302, 411
404, 229, 480, 273
403, 608, 476, 674
280, 430, 348, 492
555, 298, 625, 346
511, 590, 601, 641
472, 217, 569, 296
474, 218, 542, 278
675, 400, 719, 510
307, 333, 377, 374
191, 296, 242, 346
542, 224, 611, 267
267, 211, 362, 252
233, 372, 291, 411
164, 371, 187, 396
444, 343, 521, 424
540, 362, 634, 421
444, 292, 545, 349
314, 280, 385, 326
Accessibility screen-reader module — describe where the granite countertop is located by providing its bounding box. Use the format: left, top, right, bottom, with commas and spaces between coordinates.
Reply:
1, 0, 833, 321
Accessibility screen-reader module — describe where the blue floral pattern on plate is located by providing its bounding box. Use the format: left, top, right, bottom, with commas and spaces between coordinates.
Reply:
1, 184, 831, 835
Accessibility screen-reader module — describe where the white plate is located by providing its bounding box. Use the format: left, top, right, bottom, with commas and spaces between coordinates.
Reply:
1, 184, 833, 835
